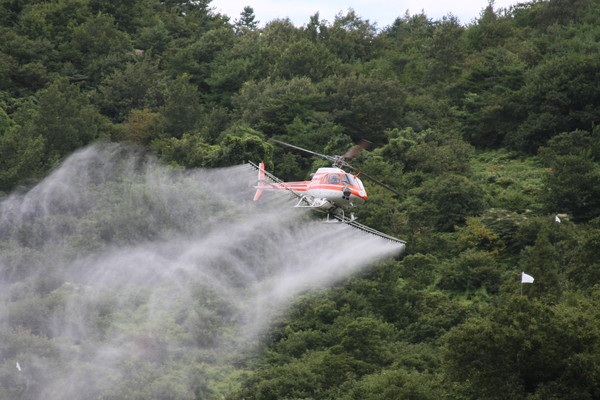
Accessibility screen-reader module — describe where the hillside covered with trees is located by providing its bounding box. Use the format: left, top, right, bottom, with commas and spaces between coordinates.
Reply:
2, 0, 600, 398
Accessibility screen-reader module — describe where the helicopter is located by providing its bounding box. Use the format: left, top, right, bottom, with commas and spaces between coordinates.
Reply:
249, 140, 405, 245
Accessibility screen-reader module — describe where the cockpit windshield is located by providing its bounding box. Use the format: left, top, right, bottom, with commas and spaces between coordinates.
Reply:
323, 173, 358, 186
342, 174, 357, 186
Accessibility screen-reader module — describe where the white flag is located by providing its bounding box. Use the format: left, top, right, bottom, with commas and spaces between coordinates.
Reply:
16, 362, 21, 372
554, 215, 561, 223
521, 272, 534, 283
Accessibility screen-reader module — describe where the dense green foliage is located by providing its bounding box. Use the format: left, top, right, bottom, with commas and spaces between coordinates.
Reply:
2, 0, 600, 398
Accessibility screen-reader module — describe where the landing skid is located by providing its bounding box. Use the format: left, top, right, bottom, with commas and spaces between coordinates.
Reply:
294, 196, 327, 209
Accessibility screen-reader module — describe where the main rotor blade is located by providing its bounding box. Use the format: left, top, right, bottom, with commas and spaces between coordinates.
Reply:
271, 139, 336, 162
342, 139, 372, 160
273, 138, 400, 196
342, 162, 402, 197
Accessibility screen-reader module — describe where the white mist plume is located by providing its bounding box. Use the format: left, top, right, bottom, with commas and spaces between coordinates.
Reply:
0, 144, 401, 399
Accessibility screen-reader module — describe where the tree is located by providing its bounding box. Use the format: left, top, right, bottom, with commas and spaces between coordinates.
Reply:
0, 49, 17, 92
303, 12, 327, 43
272, 39, 340, 81
67, 13, 132, 84
438, 249, 501, 293
0, 29, 52, 95
0, 127, 45, 192
151, 133, 220, 168
453, 48, 526, 147
426, 15, 465, 82
215, 128, 273, 167
95, 58, 165, 122
444, 295, 600, 399
166, 26, 236, 92
20, 78, 112, 162
0, 105, 12, 134
206, 56, 252, 106
399, 253, 437, 289
457, 209, 529, 254
539, 130, 600, 222
384, 11, 433, 85
323, 75, 406, 144
122, 108, 161, 144
341, 368, 441, 400
531, 0, 592, 27
18, 0, 91, 42
542, 153, 600, 222
404, 130, 474, 174
152, 127, 272, 169
410, 174, 486, 231
326, 10, 381, 63
159, 73, 203, 138
88, 0, 146, 33
134, 16, 171, 55
232, 77, 323, 136
465, 4, 513, 51
507, 54, 600, 152
518, 232, 562, 300
234, 6, 259, 33
339, 317, 396, 364
564, 219, 600, 287
404, 291, 467, 343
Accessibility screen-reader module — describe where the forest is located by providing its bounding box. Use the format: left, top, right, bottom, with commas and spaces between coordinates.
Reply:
1, 0, 600, 398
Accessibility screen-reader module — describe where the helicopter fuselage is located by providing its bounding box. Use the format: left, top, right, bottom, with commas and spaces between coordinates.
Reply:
303, 167, 367, 211
254, 164, 367, 212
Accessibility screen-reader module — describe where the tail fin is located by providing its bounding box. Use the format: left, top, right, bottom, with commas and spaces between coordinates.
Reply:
253, 162, 266, 201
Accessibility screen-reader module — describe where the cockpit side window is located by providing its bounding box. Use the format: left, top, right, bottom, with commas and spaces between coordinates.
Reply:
328, 174, 340, 184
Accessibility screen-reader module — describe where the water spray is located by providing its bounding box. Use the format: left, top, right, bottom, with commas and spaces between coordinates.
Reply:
0, 144, 401, 399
